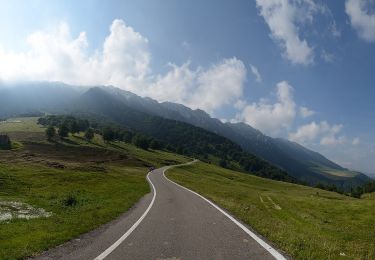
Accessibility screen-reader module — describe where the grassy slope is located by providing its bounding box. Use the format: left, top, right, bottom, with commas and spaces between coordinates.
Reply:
167, 162, 375, 260
0, 117, 44, 133
0, 117, 189, 259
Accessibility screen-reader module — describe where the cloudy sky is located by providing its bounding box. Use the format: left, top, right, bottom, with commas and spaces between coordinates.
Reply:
1, 0, 375, 176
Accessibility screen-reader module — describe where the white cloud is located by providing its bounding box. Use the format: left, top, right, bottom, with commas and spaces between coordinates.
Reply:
329, 21, 341, 38
289, 121, 321, 142
234, 99, 247, 110
151, 58, 247, 113
289, 121, 345, 146
0, 19, 247, 114
320, 135, 346, 146
249, 64, 262, 83
346, 0, 375, 42
182, 41, 191, 51
99, 19, 151, 89
299, 106, 315, 118
352, 137, 360, 145
320, 50, 335, 63
0, 19, 150, 90
255, 0, 321, 65
237, 81, 296, 135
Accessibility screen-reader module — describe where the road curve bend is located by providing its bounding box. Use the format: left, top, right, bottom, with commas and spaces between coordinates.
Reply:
36, 162, 286, 260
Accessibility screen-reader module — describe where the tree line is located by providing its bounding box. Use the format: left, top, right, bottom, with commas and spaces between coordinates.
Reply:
38, 114, 296, 183
349, 181, 375, 198
315, 180, 375, 198
37, 115, 375, 197
38, 115, 166, 151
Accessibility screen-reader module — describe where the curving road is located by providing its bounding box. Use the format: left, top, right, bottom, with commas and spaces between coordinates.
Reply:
36, 163, 286, 260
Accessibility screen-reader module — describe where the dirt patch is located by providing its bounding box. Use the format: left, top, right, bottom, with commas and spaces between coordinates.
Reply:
23, 142, 130, 164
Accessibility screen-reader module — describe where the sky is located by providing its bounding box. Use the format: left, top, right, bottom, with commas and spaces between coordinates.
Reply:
0, 0, 375, 176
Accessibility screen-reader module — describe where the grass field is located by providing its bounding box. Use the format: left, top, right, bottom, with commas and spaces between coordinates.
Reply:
167, 162, 375, 260
0, 117, 189, 259
0, 117, 44, 133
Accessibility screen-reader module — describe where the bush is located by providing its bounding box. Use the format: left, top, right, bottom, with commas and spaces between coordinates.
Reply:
62, 194, 78, 207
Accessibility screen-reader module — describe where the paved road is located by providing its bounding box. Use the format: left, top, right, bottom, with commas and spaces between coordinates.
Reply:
36, 164, 285, 260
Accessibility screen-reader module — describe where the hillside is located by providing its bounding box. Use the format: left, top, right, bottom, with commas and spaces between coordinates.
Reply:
0, 82, 371, 188
98, 86, 371, 188
1, 117, 373, 259
167, 162, 375, 259
0, 116, 189, 259
70, 87, 294, 182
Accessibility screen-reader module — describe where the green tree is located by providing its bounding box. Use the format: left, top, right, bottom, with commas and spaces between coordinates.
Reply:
45, 125, 56, 141
122, 131, 134, 143
102, 127, 115, 142
77, 119, 90, 132
150, 139, 161, 150
58, 123, 69, 138
133, 134, 150, 150
351, 187, 363, 198
69, 119, 80, 135
219, 159, 227, 168
176, 146, 184, 154
84, 128, 95, 141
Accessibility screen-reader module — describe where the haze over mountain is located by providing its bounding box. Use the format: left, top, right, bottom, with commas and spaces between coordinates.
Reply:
0, 82, 371, 188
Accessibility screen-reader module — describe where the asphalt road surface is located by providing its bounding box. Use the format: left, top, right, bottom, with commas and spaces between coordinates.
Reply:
36, 163, 286, 260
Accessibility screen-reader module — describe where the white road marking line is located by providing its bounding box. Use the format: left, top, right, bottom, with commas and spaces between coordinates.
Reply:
94, 171, 156, 260
163, 169, 287, 260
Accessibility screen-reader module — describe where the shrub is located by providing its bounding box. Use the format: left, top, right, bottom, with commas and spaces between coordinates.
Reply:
62, 194, 78, 207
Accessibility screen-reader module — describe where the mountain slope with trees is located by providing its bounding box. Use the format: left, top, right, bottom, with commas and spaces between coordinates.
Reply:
99, 86, 371, 188
69, 87, 295, 182
0, 82, 371, 188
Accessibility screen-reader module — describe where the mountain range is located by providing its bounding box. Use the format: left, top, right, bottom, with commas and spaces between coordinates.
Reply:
0, 82, 372, 188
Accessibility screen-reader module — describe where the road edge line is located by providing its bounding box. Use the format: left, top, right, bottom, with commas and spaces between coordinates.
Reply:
94, 171, 156, 260
163, 167, 287, 260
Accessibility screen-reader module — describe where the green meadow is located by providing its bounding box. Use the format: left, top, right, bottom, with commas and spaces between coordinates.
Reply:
0, 117, 189, 259
167, 162, 375, 260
